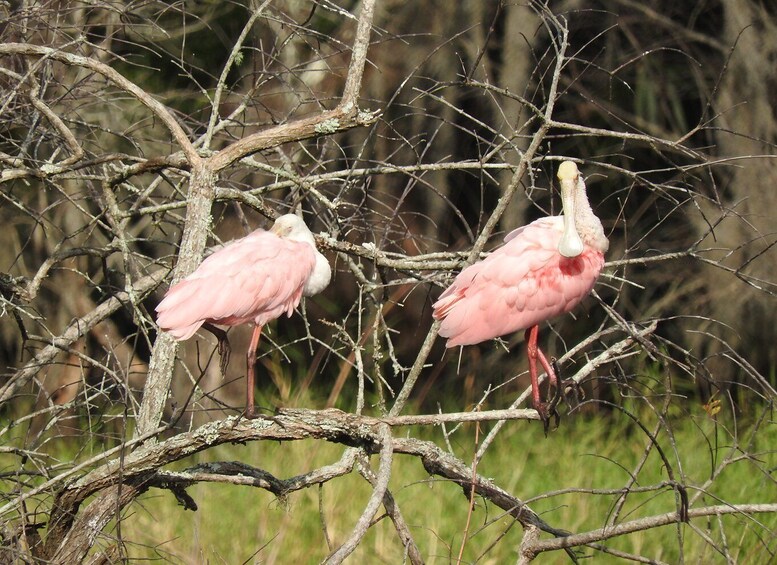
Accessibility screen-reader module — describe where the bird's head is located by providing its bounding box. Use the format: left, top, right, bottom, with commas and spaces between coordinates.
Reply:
270, 214, 316, 246
271, 214, 331, 295
557, 161, 609, 256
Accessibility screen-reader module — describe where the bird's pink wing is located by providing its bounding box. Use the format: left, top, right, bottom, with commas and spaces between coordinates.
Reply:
502, 216, 560, 243
156, 230, 316, 340
433, 217, 604, 346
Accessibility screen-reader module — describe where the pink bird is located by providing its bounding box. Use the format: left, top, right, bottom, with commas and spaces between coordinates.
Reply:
156, 214, 332, 418
433, 161, 608, 427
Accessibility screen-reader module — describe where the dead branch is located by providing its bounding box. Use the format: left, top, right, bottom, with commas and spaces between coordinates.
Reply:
135, 0, 379, 439
0, 269, 166, 404
19, 407, 572, 561
523, 504, 777, 557
0, 43, 200, 165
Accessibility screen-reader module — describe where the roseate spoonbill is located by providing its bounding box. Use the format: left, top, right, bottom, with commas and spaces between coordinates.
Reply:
156, 214, 332, 418
432, 161, 608, 427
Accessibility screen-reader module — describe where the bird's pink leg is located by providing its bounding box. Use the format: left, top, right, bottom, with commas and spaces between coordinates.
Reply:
536, 343, 565, 425
524, 325, 544, 414
245, 324, 263, 419
524, 325, 561, 432
536, 347, 558, 390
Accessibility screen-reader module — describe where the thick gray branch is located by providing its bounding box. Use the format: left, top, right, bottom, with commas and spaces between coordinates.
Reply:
523, 504, 777, 557
135, 165, 218, 437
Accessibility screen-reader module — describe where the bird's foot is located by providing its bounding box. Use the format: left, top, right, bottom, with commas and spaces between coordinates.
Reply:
239, 405, 287, 428
539, 379, 582, 435
536, 402, 561, 437
243, 405, 258, 420
540, 357, 564, 435
217, 339, 231, 375
203, 323, 231, 375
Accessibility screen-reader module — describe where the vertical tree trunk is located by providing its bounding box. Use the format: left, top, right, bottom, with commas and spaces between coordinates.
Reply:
497, 2, 541, 229
135, 164, 218, 438
700, 0, 777, 376
48, 483, 144, 563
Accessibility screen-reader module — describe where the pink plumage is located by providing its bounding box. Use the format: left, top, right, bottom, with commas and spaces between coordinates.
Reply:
433, 217, 605, 346
432, 161, 608, 427
155, 214, 331, 418
156, 230, 316, 340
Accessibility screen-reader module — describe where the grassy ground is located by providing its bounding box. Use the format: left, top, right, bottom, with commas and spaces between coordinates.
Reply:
107, 403, 776, 564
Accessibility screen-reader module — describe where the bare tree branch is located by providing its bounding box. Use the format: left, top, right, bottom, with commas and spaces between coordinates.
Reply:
0, 270, 166, 404
0, 43, 200, 165
2, 1, 775, 562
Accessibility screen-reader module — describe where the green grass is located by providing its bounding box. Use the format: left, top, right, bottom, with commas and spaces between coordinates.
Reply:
106, 406, 776, 564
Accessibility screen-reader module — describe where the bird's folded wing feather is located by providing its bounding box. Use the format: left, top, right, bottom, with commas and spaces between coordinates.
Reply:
433, 218, 603, 346
502, 216, 562, 243
156, 231, 316, 335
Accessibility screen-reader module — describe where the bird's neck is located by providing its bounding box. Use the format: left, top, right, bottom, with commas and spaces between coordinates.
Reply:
574, 187, 609, 254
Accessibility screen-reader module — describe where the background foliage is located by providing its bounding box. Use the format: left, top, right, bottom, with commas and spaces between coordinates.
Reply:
0, 0, 775, 563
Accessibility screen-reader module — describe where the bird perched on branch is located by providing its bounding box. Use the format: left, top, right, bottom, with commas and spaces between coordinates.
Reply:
433, 161, 608, 429
156, 214, 332, 418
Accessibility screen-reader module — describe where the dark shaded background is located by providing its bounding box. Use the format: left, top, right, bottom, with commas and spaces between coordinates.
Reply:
1, 0, 774, 428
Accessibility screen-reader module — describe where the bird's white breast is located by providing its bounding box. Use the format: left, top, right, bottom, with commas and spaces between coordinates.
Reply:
304, 251, 331, 296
